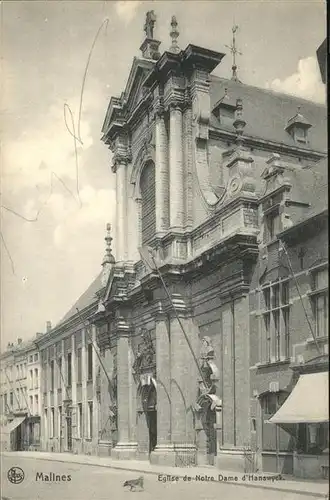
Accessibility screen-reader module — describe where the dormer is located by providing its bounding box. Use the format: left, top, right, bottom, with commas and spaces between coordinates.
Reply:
285, 106, 312, 144
212, 88, 237, 125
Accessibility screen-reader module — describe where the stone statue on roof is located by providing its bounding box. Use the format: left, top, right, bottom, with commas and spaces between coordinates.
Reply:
144, 10, 156, 39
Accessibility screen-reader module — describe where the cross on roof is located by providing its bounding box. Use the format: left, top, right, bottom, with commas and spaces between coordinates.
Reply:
225, 24, 242, 82
144, 10, 156, 39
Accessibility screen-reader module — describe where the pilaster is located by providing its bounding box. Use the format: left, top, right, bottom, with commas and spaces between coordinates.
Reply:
150, 306, 175, 465
115, 159, 128, 262
168, 299, 198, 463
169, 101, 185, 230
111, 317, 137, 460
217, 294, 251, 472
110, 132, 131, 263
155, 101, 169, 233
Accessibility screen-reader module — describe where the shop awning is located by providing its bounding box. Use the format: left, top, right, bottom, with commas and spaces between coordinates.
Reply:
1, 416, 26, 435
268, 371, 329, 424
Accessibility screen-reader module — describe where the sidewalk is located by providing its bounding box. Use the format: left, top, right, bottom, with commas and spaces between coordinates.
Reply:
1, 450, 329, 498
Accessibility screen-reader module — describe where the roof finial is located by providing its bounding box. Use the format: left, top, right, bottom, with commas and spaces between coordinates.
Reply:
140, 11, 161, 60
233, 98, 246, 145
225, 24, 242, 82
102, 223, 115, 266
169, 15, 180, 54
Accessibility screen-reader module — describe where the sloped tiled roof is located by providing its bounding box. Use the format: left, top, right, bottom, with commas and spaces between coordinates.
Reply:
57, 272, 103, 326
210, 76, 327, 152
292, 157, 328, 222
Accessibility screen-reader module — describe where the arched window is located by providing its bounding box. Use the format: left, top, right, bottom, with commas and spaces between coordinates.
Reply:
140, 161, 156, 245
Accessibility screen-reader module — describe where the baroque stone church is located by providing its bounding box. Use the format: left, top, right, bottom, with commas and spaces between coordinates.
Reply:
37, 12, 326, 474
96, 12, 327, 469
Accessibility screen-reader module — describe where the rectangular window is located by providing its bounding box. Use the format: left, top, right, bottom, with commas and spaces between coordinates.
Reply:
50, 408, 55, 438
315, 294, 328, 338
67, 353, 72, 386
87, 344, 93, 381
78, 403, 83, 438
281, 281, 289, 305
263, 288, 270, 310
43, 363, 48, 392
58, 406, 62, 437
88, 402, 93, 439
44, 409, 48, 439
283, 308, 290, 358
34, 353, 39, 362
50, 361, 55, 391
272, 283, 280, 308
34, 368, 38, 389
29, 395, 33, 413
264, 313, 271, 362
298, 423, 329, 454
30, 370, 33, 387
4, 393, 8, 411
29, 355, 33, 363
57, 358, 62, 388
266, 212, 280, 241
35, 395, 39, 415
77, 348, 82, 383
273, 310, 280, 361
261, 281, 290, 363
10, 392, 13, 407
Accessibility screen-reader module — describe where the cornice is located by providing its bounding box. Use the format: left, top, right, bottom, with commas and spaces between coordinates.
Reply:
35, 302, 98, 348
209, 128, 326, 162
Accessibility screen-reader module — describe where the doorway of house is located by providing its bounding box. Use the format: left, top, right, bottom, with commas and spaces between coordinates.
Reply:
15, 424, 22, 451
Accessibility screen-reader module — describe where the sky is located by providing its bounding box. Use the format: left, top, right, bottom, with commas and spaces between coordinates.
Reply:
0, 0, 326, 349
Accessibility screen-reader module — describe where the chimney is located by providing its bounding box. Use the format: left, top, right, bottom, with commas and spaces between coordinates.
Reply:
7, 342, 11, 350
46, 321, 52, 332
36, 332, 43, 339
17, 338, 22, 345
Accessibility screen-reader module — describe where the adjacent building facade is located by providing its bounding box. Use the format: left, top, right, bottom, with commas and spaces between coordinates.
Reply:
0, 335, 42, 451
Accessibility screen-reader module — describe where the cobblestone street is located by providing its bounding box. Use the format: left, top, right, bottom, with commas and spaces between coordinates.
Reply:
1, 454, 328, 500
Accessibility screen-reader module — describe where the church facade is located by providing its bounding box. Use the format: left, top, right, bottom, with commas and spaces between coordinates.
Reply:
35, 13, 328, 476
95, 12, 327, 472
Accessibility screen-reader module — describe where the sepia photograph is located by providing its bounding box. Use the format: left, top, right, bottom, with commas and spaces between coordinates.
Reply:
0, 1, 328, 499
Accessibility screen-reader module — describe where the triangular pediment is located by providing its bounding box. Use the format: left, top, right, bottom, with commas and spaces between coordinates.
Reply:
123, 57, 155, 115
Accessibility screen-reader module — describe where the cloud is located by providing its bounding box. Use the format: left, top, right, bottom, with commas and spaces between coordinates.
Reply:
266, 56, 325, 104
114, 1, 142, 24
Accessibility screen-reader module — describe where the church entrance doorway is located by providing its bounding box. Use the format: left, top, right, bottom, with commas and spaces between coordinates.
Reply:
140, 381, 157, 457
146, 410, 157, 453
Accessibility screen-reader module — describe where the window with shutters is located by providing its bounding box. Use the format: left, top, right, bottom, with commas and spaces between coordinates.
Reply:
140, 161, 156, 245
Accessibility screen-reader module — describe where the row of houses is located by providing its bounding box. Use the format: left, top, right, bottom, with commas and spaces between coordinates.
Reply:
1, 13, 328, 480
0, 331, 46, 451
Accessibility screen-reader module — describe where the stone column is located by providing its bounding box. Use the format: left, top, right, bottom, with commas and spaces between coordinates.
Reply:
114, 159, 128, 262
221, 300, 235, 447
155, 108, 169, 232
111, 318, 137, 460
150, 309, 174, 465
169, 103, 185, 229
